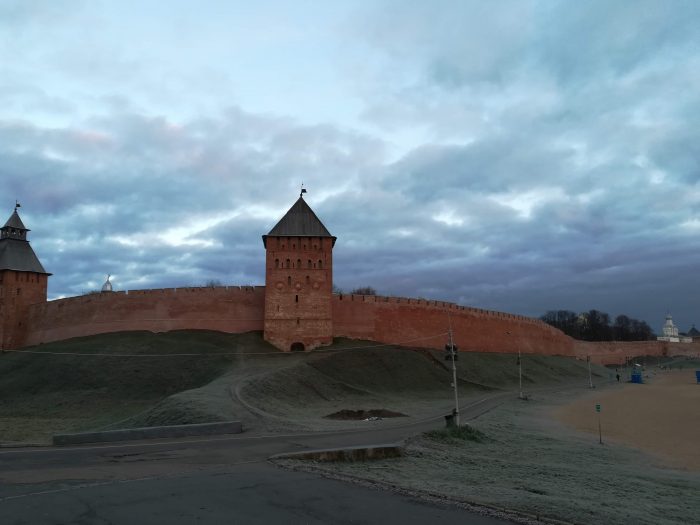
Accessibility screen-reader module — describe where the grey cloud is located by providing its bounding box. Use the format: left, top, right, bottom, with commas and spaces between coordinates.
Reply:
1, 108, 385, 299
3, 1, 700, 336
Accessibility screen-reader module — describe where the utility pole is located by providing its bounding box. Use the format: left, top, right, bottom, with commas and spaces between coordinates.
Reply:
446, 313, 460, 426
587, 355, 594, 388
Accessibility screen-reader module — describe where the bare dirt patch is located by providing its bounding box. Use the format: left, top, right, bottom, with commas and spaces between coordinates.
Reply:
323, 409, 408, 420
554, 370, 700, 470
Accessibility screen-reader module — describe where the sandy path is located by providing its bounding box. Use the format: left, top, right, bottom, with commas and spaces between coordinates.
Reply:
554, 370, 700, 470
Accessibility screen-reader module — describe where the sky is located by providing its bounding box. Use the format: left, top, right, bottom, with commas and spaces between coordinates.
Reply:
2, 0, 699, 334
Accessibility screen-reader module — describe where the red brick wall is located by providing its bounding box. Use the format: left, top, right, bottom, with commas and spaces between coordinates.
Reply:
574, 340, 700, 365
263, 236, 334, 351
0, 270, 48, 350
21, 286, 265, 347
15, 284, 699, 365
332, 294, 575, 355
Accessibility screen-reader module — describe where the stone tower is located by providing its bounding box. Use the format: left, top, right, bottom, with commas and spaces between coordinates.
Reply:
0, 205, 51, 350
262, 195, 336, 351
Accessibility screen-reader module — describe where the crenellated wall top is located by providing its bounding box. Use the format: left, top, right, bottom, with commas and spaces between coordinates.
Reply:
41, 285, 266, 308
332, 293, 559, 333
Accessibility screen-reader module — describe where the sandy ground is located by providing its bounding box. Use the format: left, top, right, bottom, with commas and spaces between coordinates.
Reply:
554, 370, 700, 470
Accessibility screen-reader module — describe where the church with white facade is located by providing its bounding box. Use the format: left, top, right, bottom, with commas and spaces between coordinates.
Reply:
657, 314, 693, 343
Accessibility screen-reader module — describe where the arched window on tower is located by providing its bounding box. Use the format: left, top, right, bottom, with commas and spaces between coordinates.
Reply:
307, 260, 312, 268
306, 276, 310, 284
286, 259, 290, 268
318, 260, 323, 269
297, 259, 301, 269
275, 259, 279, 269
288, 276, 292, 286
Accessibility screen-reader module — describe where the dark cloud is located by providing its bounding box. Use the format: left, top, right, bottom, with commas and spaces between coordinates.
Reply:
2, 1, 699, 337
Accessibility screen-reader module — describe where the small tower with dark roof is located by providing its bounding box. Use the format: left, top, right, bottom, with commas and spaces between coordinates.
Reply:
0, 204, 51, 349
262, 193, 336, 351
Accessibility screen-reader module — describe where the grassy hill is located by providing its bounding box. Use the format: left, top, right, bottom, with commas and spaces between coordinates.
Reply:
0, 330, 274, 443
0, 331, 610, 443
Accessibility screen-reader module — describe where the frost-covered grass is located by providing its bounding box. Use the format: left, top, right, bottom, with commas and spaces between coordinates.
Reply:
425, 424, 490, 444
279, 390, 700, 525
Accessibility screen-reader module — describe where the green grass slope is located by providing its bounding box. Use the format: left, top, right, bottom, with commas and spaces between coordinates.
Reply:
0, 330, 272, 443
240, 340, 609, 420
0, 332, 611, 443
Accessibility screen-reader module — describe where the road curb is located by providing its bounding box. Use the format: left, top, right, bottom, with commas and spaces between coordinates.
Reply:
53, 420, 243, 445
270, 443, 403, 462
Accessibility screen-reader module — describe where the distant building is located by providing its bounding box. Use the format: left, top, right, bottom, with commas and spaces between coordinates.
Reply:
657, 314, 692, 343
101, 275, 113, 293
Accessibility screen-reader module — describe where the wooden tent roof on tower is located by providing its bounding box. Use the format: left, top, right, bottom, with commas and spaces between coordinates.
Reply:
262, 196, 336, 247
0, 208, 51, 275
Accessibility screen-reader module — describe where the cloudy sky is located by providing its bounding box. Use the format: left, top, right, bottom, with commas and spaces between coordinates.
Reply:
2, 0, 699, 333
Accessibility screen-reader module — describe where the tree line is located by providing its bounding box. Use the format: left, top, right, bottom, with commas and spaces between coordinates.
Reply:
333, 285, 377, 295
540, 310, 655, 341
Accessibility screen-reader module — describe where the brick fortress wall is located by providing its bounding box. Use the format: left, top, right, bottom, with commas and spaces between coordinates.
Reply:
14, 286, 697, 367
20, 286, 265, 347
332, 293, 575, 356
17, 287, 574, 355
573, 340, 700, 365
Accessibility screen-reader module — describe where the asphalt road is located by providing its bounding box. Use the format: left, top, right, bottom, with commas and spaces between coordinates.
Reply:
0, 393, 515, 524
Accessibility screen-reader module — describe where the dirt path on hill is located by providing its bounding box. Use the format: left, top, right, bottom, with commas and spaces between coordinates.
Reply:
554, 370, 700, 470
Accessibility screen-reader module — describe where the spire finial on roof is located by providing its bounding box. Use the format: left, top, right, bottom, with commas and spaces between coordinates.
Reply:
300, 183, 307, 198
15, 200, 21, 211
101, 274, 113, 293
